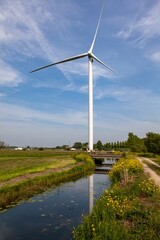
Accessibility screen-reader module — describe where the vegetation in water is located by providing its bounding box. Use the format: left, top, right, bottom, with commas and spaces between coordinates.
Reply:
74, 155, 160, 240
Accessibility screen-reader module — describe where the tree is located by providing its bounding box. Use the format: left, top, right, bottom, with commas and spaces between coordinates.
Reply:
93, 143, 97, 150
105, 142, 111, 150
73, 142, 82, 149
97, 140, 103, 151
127, 132, 146, 152
0, 140, 5, 149
145, 132, 160, 154
116, 141, 120, 149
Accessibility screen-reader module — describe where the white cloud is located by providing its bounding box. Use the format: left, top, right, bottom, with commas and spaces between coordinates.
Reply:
94, 113, 160, 143
0, 0, 82, 93
0, 0, 80, 64
0, 100, 88, 147
94, 86, 160, 126
149, 51, 160, 63
0, 0, 56, 60
0, 0, 122, 90
116, 2, 160, 46
0, 59, 23, 86
94, 87, 126, 100
0, 121, 88, 147
0, 92, 7, 97
0, 102, 87, 126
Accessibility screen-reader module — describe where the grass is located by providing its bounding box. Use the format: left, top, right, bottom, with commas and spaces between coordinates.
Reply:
74, 155, 160, 240
0, 150, 95, 210
0, 156, 76, 181
0, 149, 73, 158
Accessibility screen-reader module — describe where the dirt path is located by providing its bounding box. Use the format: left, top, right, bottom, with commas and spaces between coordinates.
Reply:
140, 157, 160, 168
137, 157, 160, 187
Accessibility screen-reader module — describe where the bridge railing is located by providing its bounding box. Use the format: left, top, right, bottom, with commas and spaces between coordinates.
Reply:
90, 151, 122, 160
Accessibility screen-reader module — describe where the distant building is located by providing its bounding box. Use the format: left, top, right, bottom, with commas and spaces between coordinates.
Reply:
15, 147, 23, 150
70, 147, 76, 151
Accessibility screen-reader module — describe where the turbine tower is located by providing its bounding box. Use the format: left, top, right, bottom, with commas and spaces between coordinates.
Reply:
30, 2, 130, 152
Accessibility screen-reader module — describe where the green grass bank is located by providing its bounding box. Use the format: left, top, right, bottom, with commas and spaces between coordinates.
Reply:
74, 155, 160, 240
0, 151, 95, 210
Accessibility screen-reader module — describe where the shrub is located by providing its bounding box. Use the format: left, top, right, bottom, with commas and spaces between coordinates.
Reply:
75, 153, 94, 165
109, 156, 143, 183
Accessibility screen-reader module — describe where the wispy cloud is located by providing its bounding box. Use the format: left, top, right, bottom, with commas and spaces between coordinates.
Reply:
0, 102, 87, 126
0, 0, 123, 90
0, 59, 23, 86
149, 51, 160, 63
95, 86, 160, 129
0, 0, 82, 86
32, 60, 118, 95
0, 92, 7, 97
0, 0, 57, 60
116, 2, 160, 47
94, 87, 127, 100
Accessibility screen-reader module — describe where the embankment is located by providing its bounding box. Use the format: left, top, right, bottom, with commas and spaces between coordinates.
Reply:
0, 153, 95, 210
74, 155, 160, 240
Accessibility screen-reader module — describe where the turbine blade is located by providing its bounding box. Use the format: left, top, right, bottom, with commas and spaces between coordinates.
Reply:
30, 52, 88, 73
89, 0, 105, 53
92, 54, 139, 89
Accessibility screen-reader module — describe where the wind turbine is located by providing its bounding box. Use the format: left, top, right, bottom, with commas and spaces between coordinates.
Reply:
30, 3, 132, 152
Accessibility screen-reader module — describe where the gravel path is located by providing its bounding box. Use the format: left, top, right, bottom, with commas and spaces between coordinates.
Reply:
137, 157, 160, 187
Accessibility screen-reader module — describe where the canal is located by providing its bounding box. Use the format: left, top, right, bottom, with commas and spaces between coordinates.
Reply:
0, 172, 111, 240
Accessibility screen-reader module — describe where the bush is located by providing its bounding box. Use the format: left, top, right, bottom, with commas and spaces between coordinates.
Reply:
75, 153, 94, 165
109, 156, 143, 183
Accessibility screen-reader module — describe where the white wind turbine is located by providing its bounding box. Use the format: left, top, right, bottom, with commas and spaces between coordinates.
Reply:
31, 3, 134, 152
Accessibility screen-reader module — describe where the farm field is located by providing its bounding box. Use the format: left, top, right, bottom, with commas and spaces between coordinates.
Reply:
0, 150, 95, 209
0, 150, 76, 184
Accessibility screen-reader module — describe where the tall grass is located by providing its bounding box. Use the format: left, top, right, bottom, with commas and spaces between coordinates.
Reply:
74, 155, 160, 240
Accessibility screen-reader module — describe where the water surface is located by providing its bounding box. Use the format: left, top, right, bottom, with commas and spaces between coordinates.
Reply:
0, 173, 110, 240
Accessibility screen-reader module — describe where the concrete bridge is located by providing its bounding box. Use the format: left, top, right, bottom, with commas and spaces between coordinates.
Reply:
90, 152, 122, 161
89, 152, 122, 173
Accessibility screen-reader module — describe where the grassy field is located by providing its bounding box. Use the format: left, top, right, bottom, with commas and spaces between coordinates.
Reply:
0, 150, 95, 209
74, 156, 160, 240
0, 150, 76, 182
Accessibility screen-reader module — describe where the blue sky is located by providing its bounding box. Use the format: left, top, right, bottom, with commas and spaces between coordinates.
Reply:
0, 0, 160, 147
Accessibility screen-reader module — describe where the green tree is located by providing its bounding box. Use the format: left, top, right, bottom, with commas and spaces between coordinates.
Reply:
116, 141, 120, 149
0, 140, 4, 149
97, 140, 103, 151
127, 132, 146, 152
145, 132, 160, 154
105, 142, 111, 150
73, 142, 82, 149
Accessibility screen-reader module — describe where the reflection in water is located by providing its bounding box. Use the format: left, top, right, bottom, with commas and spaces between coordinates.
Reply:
0, 173, 110, 240
89, 175, 94, 214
